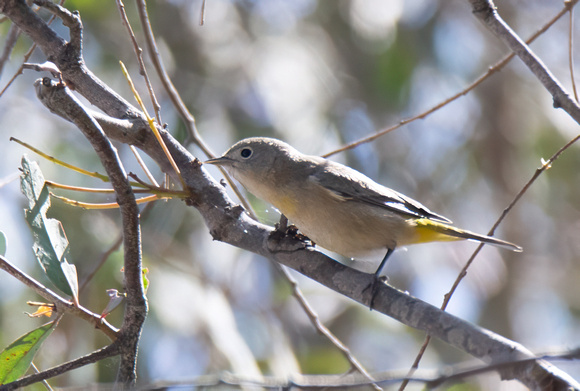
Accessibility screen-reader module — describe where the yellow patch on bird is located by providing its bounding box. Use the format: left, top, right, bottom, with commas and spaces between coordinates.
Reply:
409, 218, 462, 244
276, 194, 299, 216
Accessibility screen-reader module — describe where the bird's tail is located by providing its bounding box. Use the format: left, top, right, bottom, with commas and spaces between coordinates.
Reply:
409, 218, 523, 252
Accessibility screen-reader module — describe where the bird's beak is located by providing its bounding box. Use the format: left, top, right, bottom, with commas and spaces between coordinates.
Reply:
204, 156, 231, 166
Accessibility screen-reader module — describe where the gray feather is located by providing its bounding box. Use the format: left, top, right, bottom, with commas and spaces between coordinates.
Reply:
309, 159, 452, 223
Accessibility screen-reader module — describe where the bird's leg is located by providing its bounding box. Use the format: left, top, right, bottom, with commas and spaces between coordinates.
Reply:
374, 247, 394, 278
365, 248, 394, 310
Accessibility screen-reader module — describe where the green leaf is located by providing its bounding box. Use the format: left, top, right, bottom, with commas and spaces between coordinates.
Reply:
0, 231, 6, 256
0, 321, 56, 384
142, 267, 149, 294
20, 156, 74, 296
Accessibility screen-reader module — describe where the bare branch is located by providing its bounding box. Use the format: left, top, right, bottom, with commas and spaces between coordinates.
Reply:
77, 348, 580, 390
469, 0, 580, 122
274, 263, 382, 391
0, 22, 20, 78
34, 77, 146, 386
0, 254, 119, 340
132, 0, 256, 218
568, 3, 579, 102
324, 0, 578, 158
115, 0, 162, 125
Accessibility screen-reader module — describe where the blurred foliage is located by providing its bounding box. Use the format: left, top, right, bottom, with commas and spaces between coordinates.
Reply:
1, 0, 580, 389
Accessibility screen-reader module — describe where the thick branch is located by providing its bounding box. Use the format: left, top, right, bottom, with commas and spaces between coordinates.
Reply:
34, 77, 146, 386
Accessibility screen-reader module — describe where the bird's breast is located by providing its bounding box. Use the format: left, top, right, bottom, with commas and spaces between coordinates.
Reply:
233, 169, 409, 260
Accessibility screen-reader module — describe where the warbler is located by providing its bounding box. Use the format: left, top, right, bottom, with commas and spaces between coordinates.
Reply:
205, 137, 522, 278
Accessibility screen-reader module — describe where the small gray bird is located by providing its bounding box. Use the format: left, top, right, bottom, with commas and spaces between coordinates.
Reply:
206, 137, 521, 278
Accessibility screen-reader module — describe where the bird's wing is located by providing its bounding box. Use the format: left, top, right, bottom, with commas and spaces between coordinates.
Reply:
309, 160, 452, 223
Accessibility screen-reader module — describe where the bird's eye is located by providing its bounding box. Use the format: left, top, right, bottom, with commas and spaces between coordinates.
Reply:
240, 148, 252, 159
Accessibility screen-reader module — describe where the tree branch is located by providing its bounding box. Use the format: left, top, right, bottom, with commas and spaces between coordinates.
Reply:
0, 23, 20, 78
0, 255, 119, 341
468, 0, 580, 123
0, 343, 119, 391
324, 0, 577, 158
33, 77, 146, 386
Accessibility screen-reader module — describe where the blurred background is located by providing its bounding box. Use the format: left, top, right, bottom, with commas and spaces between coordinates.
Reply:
1, 0, 579, 389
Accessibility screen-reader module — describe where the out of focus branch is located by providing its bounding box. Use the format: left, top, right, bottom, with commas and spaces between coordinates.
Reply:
0, 23, 20, 78
132, 0, 256, 219
325, 0, 577, 158
469, 0, 580, 123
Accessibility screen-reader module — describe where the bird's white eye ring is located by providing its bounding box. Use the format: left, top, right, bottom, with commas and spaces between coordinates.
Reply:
240, 148, 252, 158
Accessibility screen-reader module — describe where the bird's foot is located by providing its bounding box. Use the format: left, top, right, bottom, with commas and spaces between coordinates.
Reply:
269, 224, 312, 245
269, 215, 313, 253
362, 274, 388, 311
271, 215, 313, 245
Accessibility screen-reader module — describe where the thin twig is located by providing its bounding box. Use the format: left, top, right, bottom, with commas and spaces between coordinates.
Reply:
0, 0, 65, 99
0, 343, 119, 391
568, 1, 579, 102
469, 0, 580, 122
199, 0, 206, 26
11, 137, 110, 181
130, 145, 159, 186
323, 0, 578, 159
30, 362, 54, 391
0, 254, 119, 340
0, 171, 19, 188
133, 0, 202, 149
132, 0, 257, 218
115, 0, 162, 125
274, 263, 383, 391
0, 23, 20, 78
80, 236, 123, 294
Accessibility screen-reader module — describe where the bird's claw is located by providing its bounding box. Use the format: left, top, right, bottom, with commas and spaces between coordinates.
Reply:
271, 215, 313, 245
363, 274, 388, 310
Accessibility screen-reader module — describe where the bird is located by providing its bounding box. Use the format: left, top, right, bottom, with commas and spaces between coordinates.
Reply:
205, 137, 522, 283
